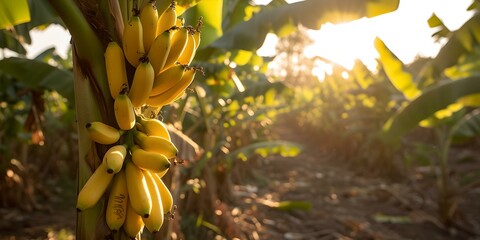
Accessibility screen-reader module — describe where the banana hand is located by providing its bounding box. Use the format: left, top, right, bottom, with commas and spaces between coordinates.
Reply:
146, 67, 196, 107
150, 64, 185, 96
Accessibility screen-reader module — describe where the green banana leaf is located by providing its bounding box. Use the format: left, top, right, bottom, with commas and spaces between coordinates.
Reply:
382, 76, 480, 140
0, 0, 30, 30
451, 108, 480, 144
225, 140, 302, 162
208, 0, 398, 51
0, 30, 27, 54
418, 13, 480, 86
374, 37, 421, 100
0, 57, 73, 102
182, 0, 223, 48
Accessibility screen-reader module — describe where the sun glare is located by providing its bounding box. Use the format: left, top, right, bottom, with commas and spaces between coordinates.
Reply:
256, 0, 474, 82
304, 19, 379, 70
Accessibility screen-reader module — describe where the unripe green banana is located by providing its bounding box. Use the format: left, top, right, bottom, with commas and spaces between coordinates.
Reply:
142, 171, 164, 233
150, 64, 185, 96
123, 15, 145, 67
131, 145, 171, 173
105, 170, 128, 232
140, 1, 158, 52
125, 161, 152, 218
85, 121, 123, 145
77, 161, 114, 211
114, 92, 136, 130
146, 67, 196, 107
104, 144, 127, 174
105, 42, 129, 99
148, 30, 172, 76
134, 131, 178, 159
128, 60, 155, 108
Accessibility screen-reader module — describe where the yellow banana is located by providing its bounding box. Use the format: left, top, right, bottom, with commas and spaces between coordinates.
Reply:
146, 67, 196, 107
128, 60, 155, 108
140, 1, 158, 52
114, 92, 136, 130
175, 17, 184, 28
105, 170, 128, 232
156, 168, 169, 178
177, 32, 196, 65
152, 173, 173, 214
105, 42, 129, 99
156, 0, 170, 17
163, 27, 189, 69
123, 201, 145, 238
77, 161, 113, 211
193, 30, 201, 50
123, 15, 145, 67
131, 145, 171, 173
104, 144, 127, 174
148, 30, 172, 75
156, 3, 176, 35
138, 116, 171, 140
125, 161, 152, 218
150, 64, 185, 96
134, 131, 178, 159
85, 121, 123, 145
142, 171, 164, 233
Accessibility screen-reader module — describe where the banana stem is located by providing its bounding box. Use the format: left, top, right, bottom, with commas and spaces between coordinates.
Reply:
109, 0, 125, 41
47, 0, 113, 122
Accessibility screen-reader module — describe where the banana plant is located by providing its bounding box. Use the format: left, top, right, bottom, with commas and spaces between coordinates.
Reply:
0, 0, 400, 238
161, 0, 401, 237
377, 5, 480, 223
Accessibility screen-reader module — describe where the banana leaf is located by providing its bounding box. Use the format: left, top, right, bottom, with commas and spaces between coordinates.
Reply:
374, 37, 420, 100
418, 13, 480, 86
209, 0, 399, 51
382, 76, 480, 140
0, 57, 73, 102
225, 140, 302, 163
451, 108, 480, 144
0, 0, 30, 29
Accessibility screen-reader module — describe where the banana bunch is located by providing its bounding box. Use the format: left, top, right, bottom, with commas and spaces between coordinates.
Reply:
120, 0, 201, 109
78, 114, 175, 236
77, 1, 202, 238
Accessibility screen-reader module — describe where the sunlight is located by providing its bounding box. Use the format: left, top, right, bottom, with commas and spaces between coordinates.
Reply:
256, 0, 474, 79
304, 20, 378, 70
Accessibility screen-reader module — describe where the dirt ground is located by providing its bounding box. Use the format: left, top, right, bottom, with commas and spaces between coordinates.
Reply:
229, 120, 480, 240
1, 118, 480, 240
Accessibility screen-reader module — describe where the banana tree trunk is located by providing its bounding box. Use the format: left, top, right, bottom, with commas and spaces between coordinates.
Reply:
47, 0, 118, 239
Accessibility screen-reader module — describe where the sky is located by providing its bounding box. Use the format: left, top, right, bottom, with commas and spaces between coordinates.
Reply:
22, 0, 475, 71
256, 0, 474, 70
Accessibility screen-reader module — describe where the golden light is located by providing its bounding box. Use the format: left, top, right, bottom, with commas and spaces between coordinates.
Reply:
256, 0, 474, 83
